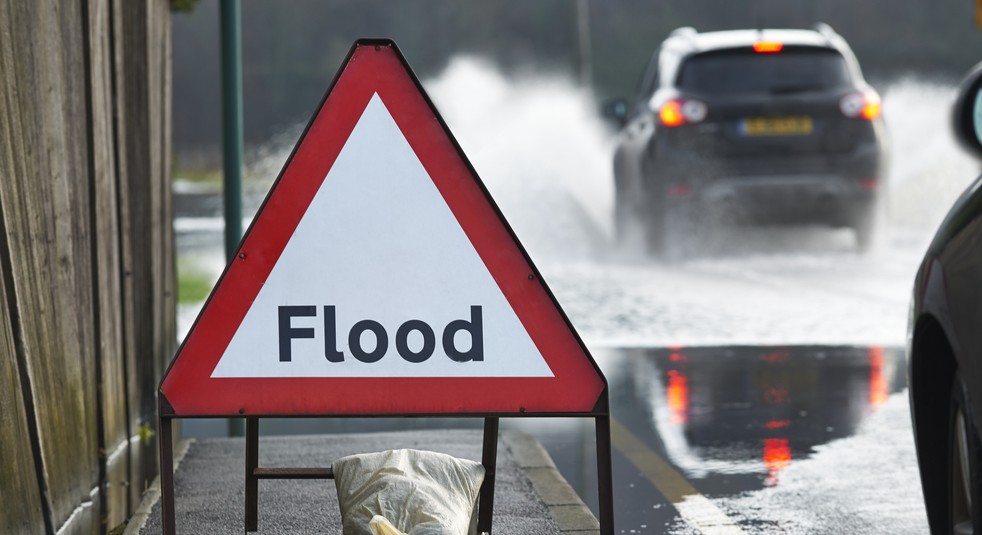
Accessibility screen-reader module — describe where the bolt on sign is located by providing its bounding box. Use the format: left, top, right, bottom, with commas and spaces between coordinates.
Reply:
157, 39, 613, 535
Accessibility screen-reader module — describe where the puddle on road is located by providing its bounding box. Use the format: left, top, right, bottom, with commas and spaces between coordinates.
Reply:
617, 346, 907, 490
571, 344, 911, 533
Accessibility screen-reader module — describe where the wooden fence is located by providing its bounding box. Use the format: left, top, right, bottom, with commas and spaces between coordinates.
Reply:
0, 0, 174, 533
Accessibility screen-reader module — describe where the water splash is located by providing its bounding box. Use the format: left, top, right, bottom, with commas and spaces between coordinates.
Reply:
424, 57, 614, 262
882, 78, 979, 229
245, 56, 615, 264
244, 61, 976, 267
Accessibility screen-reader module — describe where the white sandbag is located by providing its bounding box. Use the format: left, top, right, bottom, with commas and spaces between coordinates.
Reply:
369, 515, 407, 535
333, 449, 486, 535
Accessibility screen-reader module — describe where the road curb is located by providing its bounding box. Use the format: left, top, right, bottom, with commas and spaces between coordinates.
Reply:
502, 431, 600, 534
121, 439, 193, 535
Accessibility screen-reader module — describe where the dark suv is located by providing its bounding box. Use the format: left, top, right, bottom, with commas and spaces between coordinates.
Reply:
609, 24, 887, 255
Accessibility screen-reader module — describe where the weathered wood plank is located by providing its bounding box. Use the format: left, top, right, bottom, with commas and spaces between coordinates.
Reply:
0, 3, 50, 532
115, 0, 176, 509
0, 224, 45, 535
157, 0, 178, 390
159, 0, 176, 367
0, 1, 101, 531
86, 0, 131, 527
110, 0, 145, 513
119, 0, 156, 430
0, 0, 173, 532
111, 0, 139, 497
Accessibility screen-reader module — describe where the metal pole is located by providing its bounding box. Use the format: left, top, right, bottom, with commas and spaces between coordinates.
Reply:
245, 417, 260, 531
478, 417, 500, 534
220, 0, 245, 438
159, 414, 176, 535
595, 415, 615, 535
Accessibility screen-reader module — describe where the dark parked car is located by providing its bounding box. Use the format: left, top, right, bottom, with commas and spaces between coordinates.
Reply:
608, 24, 887, 255
909, 62, 982, 535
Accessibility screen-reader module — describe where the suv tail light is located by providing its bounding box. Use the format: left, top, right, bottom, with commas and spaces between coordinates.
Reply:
839, 90, 881, 120
658, 99, 707, 127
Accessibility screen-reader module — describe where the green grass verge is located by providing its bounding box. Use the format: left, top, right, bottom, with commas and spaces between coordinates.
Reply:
177, 257, 216, 304
173, 168, 222, 186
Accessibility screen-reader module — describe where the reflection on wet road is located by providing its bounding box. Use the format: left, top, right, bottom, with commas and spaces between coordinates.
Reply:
636, 346, 903, 486
530, 345, 917, 534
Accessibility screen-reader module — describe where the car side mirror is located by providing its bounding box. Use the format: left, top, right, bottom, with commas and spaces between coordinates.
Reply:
952, 61, 982, 158
601, 98, 629, 127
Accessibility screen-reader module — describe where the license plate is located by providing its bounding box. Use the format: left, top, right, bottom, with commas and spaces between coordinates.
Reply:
741, 116, 813, 136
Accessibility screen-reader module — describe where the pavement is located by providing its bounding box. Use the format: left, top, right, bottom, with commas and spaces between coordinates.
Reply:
126, 429, 598, 535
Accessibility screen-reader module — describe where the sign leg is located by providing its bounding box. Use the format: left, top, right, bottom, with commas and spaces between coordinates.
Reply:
245, 417, 259, 531
595, 415, 614, 535
159, 415, 176, 535
477, 417, 499, 534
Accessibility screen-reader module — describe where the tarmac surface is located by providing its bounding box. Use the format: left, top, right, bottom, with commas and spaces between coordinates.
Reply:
128, 429, 598, 535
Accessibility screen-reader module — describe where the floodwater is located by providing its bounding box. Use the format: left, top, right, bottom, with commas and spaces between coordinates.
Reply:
173, 60, 976, 533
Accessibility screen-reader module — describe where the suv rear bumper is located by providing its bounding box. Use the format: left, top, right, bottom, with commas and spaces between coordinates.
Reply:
696, 174, 877, 225
651, 140, 884, 226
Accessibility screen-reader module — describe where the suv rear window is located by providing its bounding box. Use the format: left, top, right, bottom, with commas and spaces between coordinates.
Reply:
676, 48, 852, 95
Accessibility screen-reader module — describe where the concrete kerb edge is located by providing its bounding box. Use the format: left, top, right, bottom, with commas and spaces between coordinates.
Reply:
123, 438, 194, 535
501, 431, 600, 534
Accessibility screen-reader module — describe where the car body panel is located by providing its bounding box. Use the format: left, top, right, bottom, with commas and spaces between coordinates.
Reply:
909, 173, 982, 533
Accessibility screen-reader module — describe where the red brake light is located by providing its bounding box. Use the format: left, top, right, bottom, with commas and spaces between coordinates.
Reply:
658, 99, 707, 127
659, 100, 685, 127
753, 41, 783, 53
840, 91, 882, 121
861, 98, 881, 120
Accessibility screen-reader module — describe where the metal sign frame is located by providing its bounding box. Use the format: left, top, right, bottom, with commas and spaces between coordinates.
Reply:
157, 39, 613, 534
158, 404, 613, 534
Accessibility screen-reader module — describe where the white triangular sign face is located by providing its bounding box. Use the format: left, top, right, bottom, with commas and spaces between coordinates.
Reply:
211, 94, 553, 378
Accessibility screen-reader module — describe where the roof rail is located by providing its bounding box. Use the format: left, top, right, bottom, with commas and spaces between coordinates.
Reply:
813, 22, 838, 41
669, 26, 697, 39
